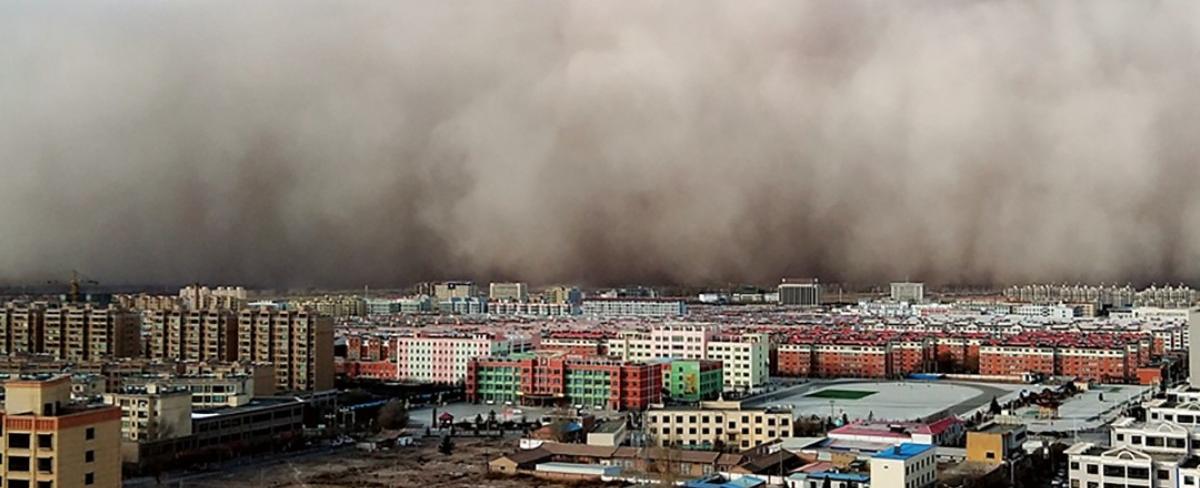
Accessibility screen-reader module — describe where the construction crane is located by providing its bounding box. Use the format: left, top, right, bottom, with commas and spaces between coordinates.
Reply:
46, 270, 99, 303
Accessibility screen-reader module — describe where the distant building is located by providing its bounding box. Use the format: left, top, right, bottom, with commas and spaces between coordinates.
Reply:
488, 301, 577, 317
440, 297, 488, 315
542, 286, 582, 305
581, 298, 686, 317
779, 278, 821, 307
434, 281, 478, 301
1, 375, 123, 488
489, 282, 529, 302
890, 282, 925, 304
178, 285, 247, 310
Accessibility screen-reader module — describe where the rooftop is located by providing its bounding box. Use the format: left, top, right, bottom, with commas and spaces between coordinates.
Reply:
872, 443, 934, 460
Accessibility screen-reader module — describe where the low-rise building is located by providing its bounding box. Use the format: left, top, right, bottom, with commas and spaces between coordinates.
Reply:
102, 383, 193, 442
966, 423, 1027, 464
645, 400, 792, 451
870, 443, 936, 488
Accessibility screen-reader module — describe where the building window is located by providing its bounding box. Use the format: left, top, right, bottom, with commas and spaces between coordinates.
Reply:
37, 482, 51, 488
37, 457, 52, 473
10, 480, 30, 488
37, 434, 52, 450
85, 473, 95, 485
8, 433, 30, 449
85, 428, 95, 440
1086, 465, 1098, 475
85, 451, 94, 463
9, 456, 30, 472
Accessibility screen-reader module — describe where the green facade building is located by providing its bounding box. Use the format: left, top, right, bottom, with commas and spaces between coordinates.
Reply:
666, 359, 723, 403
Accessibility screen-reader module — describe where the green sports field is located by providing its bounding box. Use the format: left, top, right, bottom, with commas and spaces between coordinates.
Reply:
804, 389, 878, 400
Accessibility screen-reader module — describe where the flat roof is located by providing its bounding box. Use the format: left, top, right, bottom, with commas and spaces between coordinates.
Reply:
873, 443, 934, 460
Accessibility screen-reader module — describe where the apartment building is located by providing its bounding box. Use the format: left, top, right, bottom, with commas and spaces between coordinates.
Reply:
237, 307, 334, 392
102, 384, 192, 442
664, 359, 724, 403
870, 443, 937, 488
0, 302, 45, 355
434, 281, 478, 301
466, 352, 662, 411
978, 345, 1056, 377
580, 299, 687, 317
0, 375, 123, 488
606, 325, 769, 391
645, 400, 792, 450
1067, 395, 1200, 488
42, 304, 140, 361
488, 301, 576, 317
540, 333, 608, 356
143, 309, 238, 362
394, 332, 537, 384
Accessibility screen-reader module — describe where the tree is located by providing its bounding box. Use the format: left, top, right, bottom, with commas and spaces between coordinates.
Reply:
488, 410, 497, 428
377, 400, 409, 430
1098, 393, 1106, 402
438, 435, 455, 456
989, 396, 1002, 415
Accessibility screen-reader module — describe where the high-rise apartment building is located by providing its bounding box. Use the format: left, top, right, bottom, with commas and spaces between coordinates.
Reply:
42, 304, 140, 361
0, 302, 45, 355
488, 282, 529, 302
143, 309, 238, 362
237, 307, 334, 392
778, 278, 821, 306
0, 375, 123, 488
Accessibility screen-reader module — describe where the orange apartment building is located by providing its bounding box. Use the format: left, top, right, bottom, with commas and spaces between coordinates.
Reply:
979, 345, 1056, 377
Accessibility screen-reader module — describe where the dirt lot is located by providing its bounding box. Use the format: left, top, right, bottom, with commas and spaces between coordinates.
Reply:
180, 437, 603, 488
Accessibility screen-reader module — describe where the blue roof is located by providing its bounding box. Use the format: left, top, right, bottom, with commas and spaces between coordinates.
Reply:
872, 443, 934, 460
803, 472, 871, 482
685, 475, 766, 488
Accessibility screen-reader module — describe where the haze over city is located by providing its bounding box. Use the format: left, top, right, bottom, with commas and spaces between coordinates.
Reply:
3, 1, 1200, 288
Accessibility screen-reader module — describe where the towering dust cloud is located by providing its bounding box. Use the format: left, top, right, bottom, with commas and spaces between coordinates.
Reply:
1, 1, 1199, 287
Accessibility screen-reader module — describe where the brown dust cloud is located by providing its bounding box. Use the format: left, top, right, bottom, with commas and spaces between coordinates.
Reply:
2, 1, 1199, 288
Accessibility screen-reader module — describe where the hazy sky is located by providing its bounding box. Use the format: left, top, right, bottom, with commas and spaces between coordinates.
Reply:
2, 1, 1198, 288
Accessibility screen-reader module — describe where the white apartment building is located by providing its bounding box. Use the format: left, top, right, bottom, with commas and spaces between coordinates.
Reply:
394, 333, 538, 384
606, 324, 769, 391
1068, 398, 1200, 488
488, 301, 577, 317
581, 299, 687, 317
645, 400, 792, 450
870, 443, 937, 488
890, 282, 925, 304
